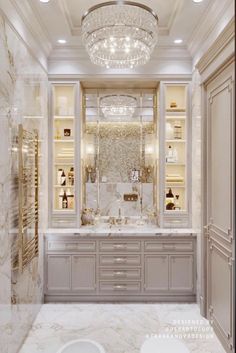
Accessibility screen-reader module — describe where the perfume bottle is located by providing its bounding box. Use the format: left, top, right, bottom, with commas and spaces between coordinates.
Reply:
166, 145, 175, 163
57, 168, 63, 185
174, 120, 182, 139
173, 147, 178, 163
174, 194, 181, 210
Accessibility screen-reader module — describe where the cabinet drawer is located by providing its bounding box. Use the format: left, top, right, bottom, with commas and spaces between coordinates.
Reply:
99, 268, 141, 280
144, 240, 193, 252
47, 240, 96, 252
99, 241, 141, 252
99, 281, 141, 293
100, 255, 141, 266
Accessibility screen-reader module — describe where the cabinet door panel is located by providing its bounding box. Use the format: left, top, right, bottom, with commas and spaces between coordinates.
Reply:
72, 255, 96, 292
144, 255, 168, 292
169, 255, 194, 292
47, 255, 71, 292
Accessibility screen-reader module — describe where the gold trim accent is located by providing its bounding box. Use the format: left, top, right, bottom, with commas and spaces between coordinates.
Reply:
82, 1, 158, 22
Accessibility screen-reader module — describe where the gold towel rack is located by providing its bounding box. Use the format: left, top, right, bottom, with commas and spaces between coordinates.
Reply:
17, 124, 39, 272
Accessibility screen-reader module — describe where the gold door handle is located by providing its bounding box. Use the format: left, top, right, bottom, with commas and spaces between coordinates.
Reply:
114, 271, 126, 277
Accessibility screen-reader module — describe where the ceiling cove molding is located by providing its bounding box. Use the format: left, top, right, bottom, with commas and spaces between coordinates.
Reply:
0, 0, 50, 71
188, 0, 234, 65
167, 0, 184, 32
196, 18, 235, 81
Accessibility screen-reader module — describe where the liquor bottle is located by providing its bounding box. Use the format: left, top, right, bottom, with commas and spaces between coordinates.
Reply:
68, 167, 74, 186
61, 170, 66, 186
62, 191, 68, 209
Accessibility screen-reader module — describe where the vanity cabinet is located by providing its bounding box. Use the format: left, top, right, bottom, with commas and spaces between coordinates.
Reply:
169, 254, 194, 292
72, 255, 96, 292
47, 255, 71, 292
144, 255, 169, 292
44, 234, 196, 302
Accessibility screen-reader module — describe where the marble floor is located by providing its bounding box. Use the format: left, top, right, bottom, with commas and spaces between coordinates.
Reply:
19, 303, 226, 353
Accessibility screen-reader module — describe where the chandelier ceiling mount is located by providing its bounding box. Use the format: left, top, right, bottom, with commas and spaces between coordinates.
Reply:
81, 1, 159, 69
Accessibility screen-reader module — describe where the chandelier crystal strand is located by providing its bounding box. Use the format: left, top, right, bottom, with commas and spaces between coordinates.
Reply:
82, 2, 158, 69
100, 95, 137, 119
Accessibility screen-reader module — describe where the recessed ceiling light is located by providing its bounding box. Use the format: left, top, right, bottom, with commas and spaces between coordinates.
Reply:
57, 39, 67, 44
174, 39, 183, 44
40, 0, 50, 3
193, 0, 203, 2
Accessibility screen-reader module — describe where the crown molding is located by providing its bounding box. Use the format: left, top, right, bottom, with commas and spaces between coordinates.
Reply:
48, 55, 192, 76
196, 18, 235, 81
0, 0, 51, 71
10, 0, 52, 56
48, 73, 192, 81
188, 0, 234, 66
58, 0, 187, 38
48, 45, 192, 62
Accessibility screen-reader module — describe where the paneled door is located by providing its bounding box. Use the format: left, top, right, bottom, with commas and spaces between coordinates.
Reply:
204, 60, 235, 353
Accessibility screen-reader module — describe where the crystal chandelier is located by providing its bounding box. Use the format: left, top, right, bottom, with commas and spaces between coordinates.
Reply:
100, 95, 137, 118
81, 1, 158, 69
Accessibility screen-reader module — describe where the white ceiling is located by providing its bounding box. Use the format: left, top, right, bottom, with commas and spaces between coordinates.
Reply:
28, 0, 212, 55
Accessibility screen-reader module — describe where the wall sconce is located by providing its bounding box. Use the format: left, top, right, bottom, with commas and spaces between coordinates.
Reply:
145, 145, 154, 155
86, 144, 95, 154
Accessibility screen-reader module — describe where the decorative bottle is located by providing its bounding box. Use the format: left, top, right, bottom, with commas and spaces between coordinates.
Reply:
61, 170, 66, 186
57, 169, 63, 185
62, 191, 68, 209
59, 188, 64, 209
68, 167, 74, 186
166, 188, 175, 210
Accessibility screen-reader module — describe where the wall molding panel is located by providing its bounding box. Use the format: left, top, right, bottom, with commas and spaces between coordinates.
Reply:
203, 59, 235, 353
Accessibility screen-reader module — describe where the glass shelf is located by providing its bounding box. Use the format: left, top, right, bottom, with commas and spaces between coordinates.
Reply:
164, 84, 187, 213
52, 84, 75, 212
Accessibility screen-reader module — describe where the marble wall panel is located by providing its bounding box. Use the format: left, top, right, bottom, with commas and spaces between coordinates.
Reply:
86, 182, 154, 218
0, 12, 48, 353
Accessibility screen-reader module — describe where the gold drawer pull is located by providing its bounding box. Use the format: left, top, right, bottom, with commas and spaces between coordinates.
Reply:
114, 271, 126, 277
113, 244, 126, 250
114, 257, 127, 263
113, 284, 126, 290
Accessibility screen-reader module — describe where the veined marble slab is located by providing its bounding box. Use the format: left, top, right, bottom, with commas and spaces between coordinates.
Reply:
45, 226, 198, 236
18, 303, 226, 353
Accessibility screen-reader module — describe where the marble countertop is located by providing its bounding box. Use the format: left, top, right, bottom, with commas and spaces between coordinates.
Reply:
45, 225, 199, 236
